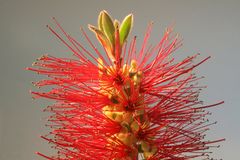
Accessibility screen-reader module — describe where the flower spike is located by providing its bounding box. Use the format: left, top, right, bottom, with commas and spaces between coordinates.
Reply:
28, 10, 224, 160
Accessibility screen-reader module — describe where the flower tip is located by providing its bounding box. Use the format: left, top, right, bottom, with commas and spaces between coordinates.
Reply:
218, 101, 225, 105
88, 24, 95, 31
102, 10, 109, 15
101, 10, 113, 23
127, 13, 134, 20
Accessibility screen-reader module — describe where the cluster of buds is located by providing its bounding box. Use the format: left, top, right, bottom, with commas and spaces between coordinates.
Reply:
89, 10, 133, 64
28, 10, 224, 160
90, 11, 157, 159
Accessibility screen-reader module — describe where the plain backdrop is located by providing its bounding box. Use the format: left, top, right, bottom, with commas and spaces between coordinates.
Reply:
0, 0, 239, 159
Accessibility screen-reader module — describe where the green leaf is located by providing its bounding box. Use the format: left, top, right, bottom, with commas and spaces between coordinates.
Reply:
120, 14, 133, 45
102, 10, 115, 46
88, 24, 114, 59
98, 11, 104, 31
88, 24, 109, 44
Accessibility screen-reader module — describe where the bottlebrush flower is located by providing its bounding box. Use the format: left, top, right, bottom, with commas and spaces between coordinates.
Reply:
28, 10, 224, 160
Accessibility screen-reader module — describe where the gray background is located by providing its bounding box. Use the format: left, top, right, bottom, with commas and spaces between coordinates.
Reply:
0, 0, 239, 159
